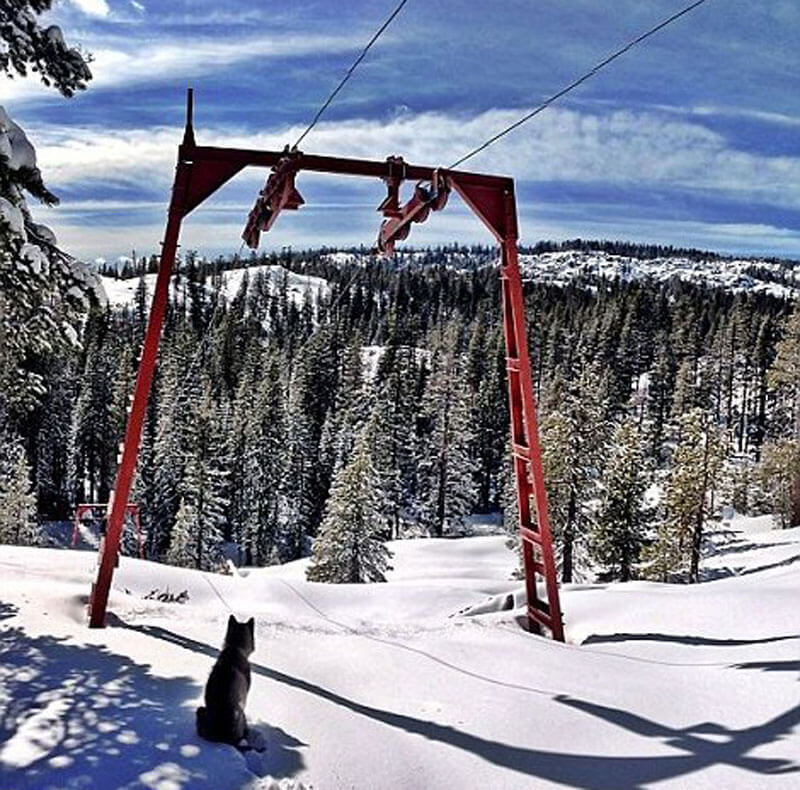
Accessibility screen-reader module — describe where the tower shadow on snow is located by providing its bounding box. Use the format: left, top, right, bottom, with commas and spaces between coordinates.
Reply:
117, 620, 800, 789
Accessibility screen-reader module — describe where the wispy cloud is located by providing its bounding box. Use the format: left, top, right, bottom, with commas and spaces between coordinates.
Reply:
68, 0, 110, 18
32, 106, 800, 211
2, 32, 371, 103
27, 104, 800, 260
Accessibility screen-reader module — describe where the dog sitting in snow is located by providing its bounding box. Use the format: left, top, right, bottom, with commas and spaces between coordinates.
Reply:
196, 615, 255, 745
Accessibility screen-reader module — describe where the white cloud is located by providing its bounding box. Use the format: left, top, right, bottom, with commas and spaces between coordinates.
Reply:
2, 32, 371, 103
31, 106, 800, 211
26, 105, 800, 259
69, 0, 110, 18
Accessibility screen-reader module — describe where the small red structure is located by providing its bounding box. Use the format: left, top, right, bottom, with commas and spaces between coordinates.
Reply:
88, 91, 564, 640
74, 503, 144, 559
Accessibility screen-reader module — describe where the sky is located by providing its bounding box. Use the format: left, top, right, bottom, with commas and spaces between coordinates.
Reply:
6, 0, 800, 261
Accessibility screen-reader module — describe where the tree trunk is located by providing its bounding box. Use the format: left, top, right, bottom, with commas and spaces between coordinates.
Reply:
562, 483, 576, 583
690, 429, 712, 583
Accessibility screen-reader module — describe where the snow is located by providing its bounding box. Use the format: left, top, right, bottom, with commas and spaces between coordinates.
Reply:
0, 106, 37, 172
518, 250, 800, 301
99, 264, 329, 310
360, 345, 432, 380
1, 515, 798, 788
0, 197, 25, 238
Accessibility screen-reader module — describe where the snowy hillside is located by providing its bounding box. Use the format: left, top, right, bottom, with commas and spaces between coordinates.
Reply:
99, 264, 329, 309
517, 250, 800, 300
321, 247, 800, 300
98, 248, 800, 312
2, 517, 799, 789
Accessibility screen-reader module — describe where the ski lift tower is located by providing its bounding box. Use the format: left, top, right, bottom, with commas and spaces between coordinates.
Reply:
88, 91, 564, 641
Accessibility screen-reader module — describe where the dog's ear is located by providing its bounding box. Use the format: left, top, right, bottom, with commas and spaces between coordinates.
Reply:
227, 614, 237, 630
247, 617, 254, 635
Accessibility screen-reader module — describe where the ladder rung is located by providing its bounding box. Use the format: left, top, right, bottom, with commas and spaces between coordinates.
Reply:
512, 442, 530, 460
506, 357, 520, 372
520, 526, 542, 545
528, 603, 553, 629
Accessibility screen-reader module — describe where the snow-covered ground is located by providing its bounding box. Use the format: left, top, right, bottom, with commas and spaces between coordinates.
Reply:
1, 517, 799, 789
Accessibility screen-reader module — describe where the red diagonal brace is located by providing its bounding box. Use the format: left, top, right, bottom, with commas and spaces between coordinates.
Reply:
242, 151, 305, 248
377, 170, 450, 254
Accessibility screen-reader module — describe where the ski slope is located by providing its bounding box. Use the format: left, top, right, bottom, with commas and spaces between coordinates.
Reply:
1, 518, 799, 789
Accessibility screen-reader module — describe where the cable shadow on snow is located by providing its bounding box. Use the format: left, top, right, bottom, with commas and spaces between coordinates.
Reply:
583, 632, 800, 648
0, 625, 304, 789
732, 660, 800, 679
123, 621, 800, 789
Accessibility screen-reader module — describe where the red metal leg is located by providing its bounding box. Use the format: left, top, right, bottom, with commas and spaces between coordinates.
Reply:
87, 161, 191, 627
500, 239, 564, 640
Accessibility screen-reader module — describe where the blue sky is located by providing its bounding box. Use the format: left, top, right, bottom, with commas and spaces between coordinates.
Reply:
7, 0, 800, 260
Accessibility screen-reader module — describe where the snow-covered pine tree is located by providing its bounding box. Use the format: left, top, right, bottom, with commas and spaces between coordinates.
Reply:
306, 426, 392, 583
645, 407, 725, 582
467, 318, 507, 511
0, 12, 96, 420
281, 328, 340, 559
766, 305, 800, 525
241, 351, 286, 565
540, 363, 608, 583
0, 431, 39, 545
148, 331, 196, 558
371, 336, 420, 539
69, 311, 116, 503
165, 494, 199, 569
176, 384, 228, 570
417, 321, 477, 536
592, 419, 650, 581
646, 333, 676, 455
0, 2, 92, 97
320, 334, 367, 478
758, 439, 800, 529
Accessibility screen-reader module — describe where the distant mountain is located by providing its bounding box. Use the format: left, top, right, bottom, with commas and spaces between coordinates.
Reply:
99, 243, 800, 306
516, 250, 800, 301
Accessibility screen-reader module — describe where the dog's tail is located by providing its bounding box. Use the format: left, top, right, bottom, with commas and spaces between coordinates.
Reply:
196, 706, 211, 739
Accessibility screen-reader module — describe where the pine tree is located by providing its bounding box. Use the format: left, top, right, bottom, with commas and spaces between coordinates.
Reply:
0, 3, 92, 97
165, 495, 199, 568
176, 384, 228, 570
69, 312, 116, 502
417, 321, 476, 536
0, 432, 39, 545
646, 408, 725, 582
240, 352, 286, 565
0, 20, 95, 419
592, 420, 650, 581
306, 427, 392, 583
371, 337, 420, 538
541, 364, 608, 582
766, 306, 800, 524
758, 439, 800, 529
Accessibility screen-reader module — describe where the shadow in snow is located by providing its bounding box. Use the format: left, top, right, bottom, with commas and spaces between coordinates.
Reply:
583, 632, 800, 648
738, 552, 800, 576
0, 624, 304, 789
733, 660, 800, 679
124, 621, 800, 789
